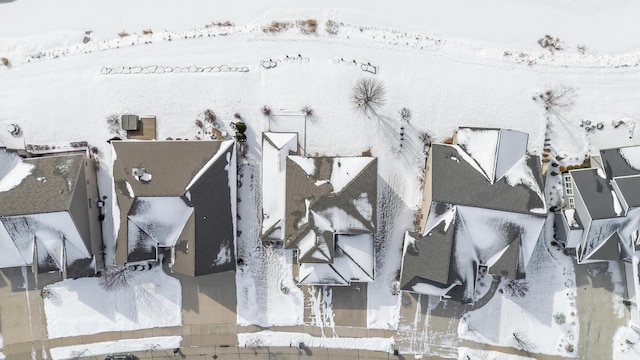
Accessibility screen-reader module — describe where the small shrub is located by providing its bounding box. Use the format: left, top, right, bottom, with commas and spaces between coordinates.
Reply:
204, 109, 216, 123
565, 343, 574, 353
142, 29, 153, 35
70, 141, 89, 148
352, 78, 386, 116
106, 114, 121, 135
538, 34, 563, 53
263, 21, 291, 33
1, 57, 8, 66
553, 312, 566, 325
205, 20, 234, 28
399, 107, 411, 122
577, 44, 587, 55
90, 146, 99, 154
301, 106, 313, 116
261, 105, 271, 116
234, 112, 242, 120
195, 119, 204, 128
298, 19, 317, 34
118, 31, 130, 38
325, 20, 339, 35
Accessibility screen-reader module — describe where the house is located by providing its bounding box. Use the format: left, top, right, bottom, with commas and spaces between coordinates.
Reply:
0, 147, 103, 278
400, 127, 547, 303
261, 132, 377, 286
111, 140, 236, 276
556, 145, 640, 326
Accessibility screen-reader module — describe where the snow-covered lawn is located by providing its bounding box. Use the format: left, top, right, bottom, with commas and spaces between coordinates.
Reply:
614, 323, 640, 360
458, 347, 535, 360
458, 219, 578, 357
43, 267, 181, 338
235, 164, 305, 326
49, 336, 182, 360
238, 330, 394, 352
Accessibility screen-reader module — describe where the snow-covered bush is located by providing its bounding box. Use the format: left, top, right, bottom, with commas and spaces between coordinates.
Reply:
118, 30, 130, 38
204, 109, 216, 123
1, 57, 8, 66
399, 107, 411, 122
301, 106, 313, 116
538, 34, 564, 53
261, 105, 271, 116
298, 19, 317, 34
263, 21, 292, 33
352, 78, 386, 116
325, 20, 339, 35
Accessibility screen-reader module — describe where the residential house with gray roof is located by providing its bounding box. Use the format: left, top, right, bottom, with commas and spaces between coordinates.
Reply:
557, 145, 640, 326
0, 147, 103, 278
261, 132, 377, 286
400, 127, 547, 303
112, 140, 236, 276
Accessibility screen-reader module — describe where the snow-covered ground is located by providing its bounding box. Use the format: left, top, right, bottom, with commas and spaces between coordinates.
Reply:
238, 330, 394, 352
614, 323, 640, 360
43, 267, 181, 338
458, 217, 579, 357
458, 347, 535, 360
49, 336, 182, 360
2, 0, 640, 357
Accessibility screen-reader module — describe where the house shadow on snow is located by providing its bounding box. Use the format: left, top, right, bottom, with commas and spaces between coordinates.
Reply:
0, 267, 61, 292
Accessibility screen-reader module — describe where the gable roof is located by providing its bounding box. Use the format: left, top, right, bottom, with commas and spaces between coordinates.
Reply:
571, 168, 623, 220
112, 140, 236, 275
284, 156, 377, 255
488, 236, 521, 280
455, 127, 528, 184
0, 151, 84, 216
261, 132, 298, 240
600, 146, 640, 178
430, 144, 545, 215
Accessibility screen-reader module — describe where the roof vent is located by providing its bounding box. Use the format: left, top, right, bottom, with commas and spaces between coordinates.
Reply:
132, 168, 152, 182
132, 168, 145, 177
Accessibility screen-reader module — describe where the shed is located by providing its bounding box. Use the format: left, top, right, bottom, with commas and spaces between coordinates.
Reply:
121, 115, 139, 131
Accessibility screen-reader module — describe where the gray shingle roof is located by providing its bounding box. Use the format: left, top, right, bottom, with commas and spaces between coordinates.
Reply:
430, 144, 545, 215
571, 169, 620, 220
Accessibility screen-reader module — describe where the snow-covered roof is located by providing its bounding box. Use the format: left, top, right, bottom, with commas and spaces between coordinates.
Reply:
455, 127, 528, 184
298, 234, 374, 286
112, 140, 236, 275
261, 132, 298, 241
401, 203, 544, 302
0, 212, 93, 276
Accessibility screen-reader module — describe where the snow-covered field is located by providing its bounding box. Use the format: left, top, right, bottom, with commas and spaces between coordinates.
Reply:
2, 0, 640, 358
43, 267, 181, 338
238, 330, 394, 352
49, 336, 182, 360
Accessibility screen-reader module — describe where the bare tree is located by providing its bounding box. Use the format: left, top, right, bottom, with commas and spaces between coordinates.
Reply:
106, 114, 121, 136
352, 78, 386, 116
503, 279, 529, 298
512, 331, 536, 353
102, 265, 133, 291
533, 85, 575, 113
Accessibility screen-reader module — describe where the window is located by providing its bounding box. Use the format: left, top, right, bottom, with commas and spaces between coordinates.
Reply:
88, 198, 92, 208
568, 197, 575, 209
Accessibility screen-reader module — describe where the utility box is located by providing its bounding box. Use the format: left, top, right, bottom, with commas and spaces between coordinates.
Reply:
121, 115, 139, 131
